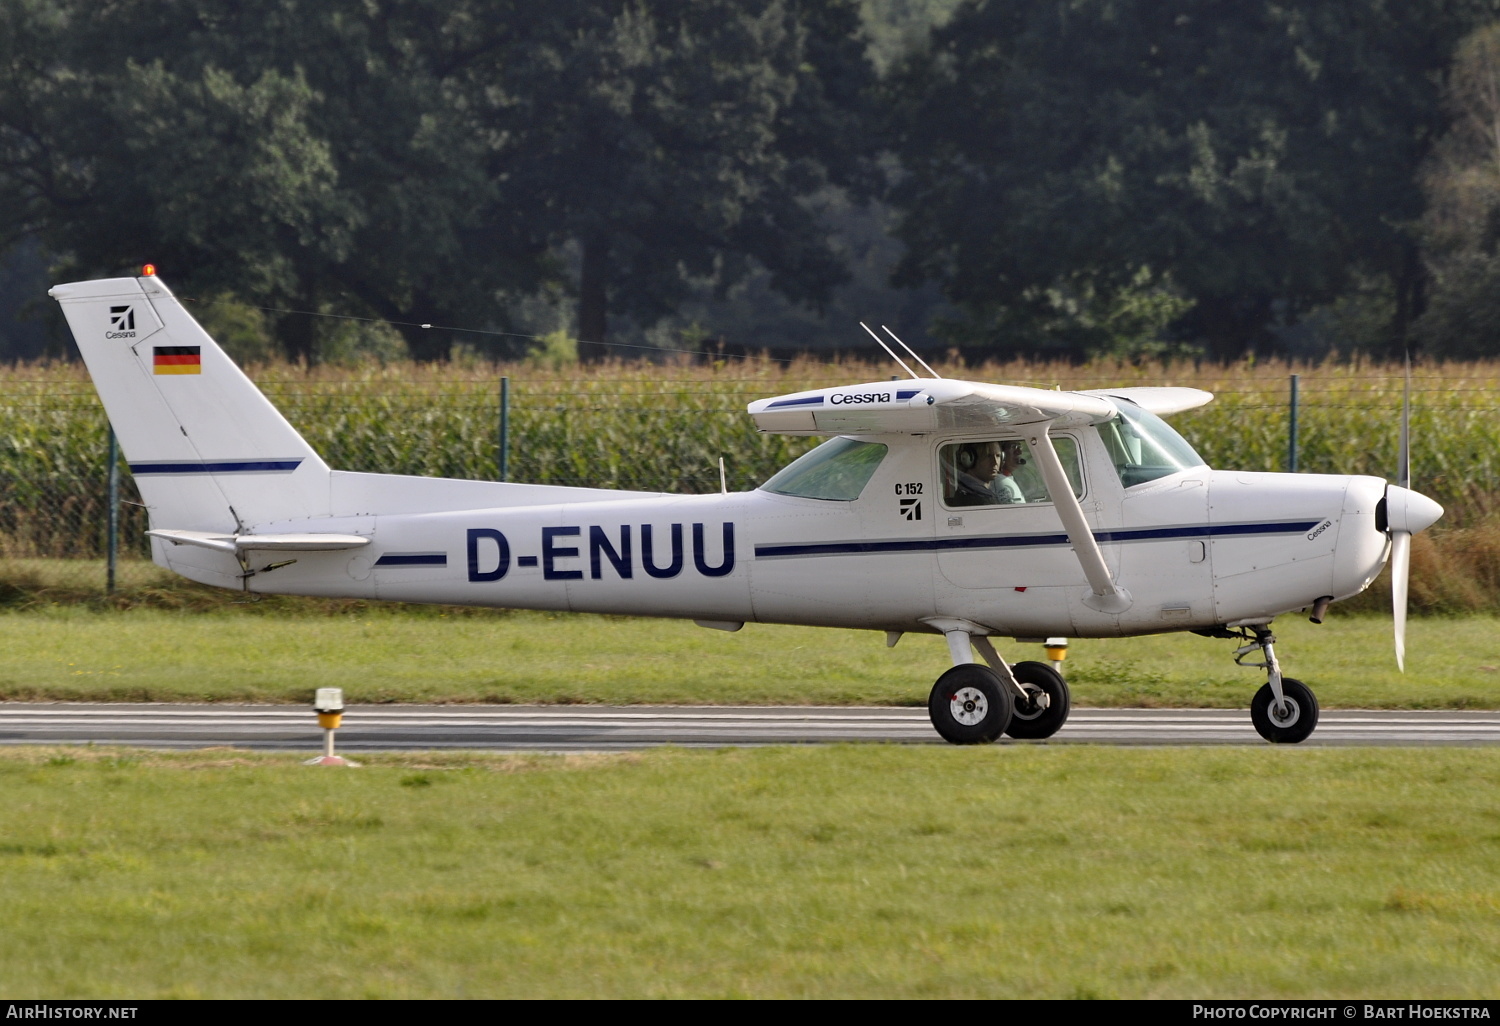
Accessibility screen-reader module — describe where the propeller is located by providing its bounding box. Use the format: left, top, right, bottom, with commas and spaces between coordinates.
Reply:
1384, 358, 1443, 671
1394, 360, 1411, 671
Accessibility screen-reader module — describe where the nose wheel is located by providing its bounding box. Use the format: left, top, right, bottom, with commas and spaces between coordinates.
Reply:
1231, 625, 1321, 744
1250, 677, 1319, 744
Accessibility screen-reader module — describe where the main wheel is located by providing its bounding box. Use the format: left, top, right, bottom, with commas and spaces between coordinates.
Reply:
1250, 677, 1319, 744
928, 664, 1013, 745
1004, 661, 1072, 740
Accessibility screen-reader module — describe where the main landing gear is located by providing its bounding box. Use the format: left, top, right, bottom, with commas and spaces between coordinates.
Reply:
923, 619, 1072, 745
1232, 624, 1319, 744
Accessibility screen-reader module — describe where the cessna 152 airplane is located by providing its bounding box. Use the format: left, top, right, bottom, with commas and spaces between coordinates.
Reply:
51, 271, 1444, 745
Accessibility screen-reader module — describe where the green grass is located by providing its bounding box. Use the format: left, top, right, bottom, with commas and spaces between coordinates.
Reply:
1, 745, 1498, 998
1, 601, 1497, 708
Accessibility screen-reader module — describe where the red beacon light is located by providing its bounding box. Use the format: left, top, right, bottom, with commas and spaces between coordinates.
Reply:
141, 263, 156, 276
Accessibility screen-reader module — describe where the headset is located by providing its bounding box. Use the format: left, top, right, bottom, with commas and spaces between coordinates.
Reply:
956, 441, 1026, 470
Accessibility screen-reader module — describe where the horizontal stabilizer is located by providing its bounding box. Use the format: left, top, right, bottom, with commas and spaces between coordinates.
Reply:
148, 529, 372, 554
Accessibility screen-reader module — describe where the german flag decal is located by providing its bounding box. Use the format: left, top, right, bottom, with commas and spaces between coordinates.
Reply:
153, 346, 201, 375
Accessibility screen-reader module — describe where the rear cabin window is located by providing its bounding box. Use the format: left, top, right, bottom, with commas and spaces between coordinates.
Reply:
761, 437, 888, 500
939, 437, 1083, 508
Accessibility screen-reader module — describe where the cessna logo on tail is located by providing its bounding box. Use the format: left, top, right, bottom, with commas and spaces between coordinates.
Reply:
106, 306, 136, 339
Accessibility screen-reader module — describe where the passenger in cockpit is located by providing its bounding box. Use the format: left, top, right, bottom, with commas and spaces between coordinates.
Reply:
948, 440, 1026, 505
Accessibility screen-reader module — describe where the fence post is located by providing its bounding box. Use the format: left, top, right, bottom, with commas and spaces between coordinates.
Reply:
107, 425, 120, 594
498, 375, 510, 482
1287, 373, 1299, 473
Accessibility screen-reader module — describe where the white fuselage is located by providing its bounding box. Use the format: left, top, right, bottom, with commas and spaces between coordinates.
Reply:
154, 428, 1393, 639
50, 272, 1429, 691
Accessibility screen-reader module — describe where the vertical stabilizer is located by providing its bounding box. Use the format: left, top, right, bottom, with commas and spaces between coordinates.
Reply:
49, 275, 330, 533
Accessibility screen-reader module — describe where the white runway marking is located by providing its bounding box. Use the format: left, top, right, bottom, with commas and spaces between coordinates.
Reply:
2, 704, 1499, 750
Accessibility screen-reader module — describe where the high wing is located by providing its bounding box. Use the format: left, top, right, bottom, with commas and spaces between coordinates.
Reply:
1076, 386, 1213, 416
746, 376, 1216, 616
747, 380, 1119, 436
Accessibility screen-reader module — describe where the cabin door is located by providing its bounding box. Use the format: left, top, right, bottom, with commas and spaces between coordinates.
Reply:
933, 433, 1100, 591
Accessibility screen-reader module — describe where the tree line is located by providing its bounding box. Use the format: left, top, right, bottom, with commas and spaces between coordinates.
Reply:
3, 0, 1500, 364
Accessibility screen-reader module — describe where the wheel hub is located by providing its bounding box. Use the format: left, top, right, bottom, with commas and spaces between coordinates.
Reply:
1012, 683, 1051, 721
1269, 697, 1301, 727
948, 686, 989, 726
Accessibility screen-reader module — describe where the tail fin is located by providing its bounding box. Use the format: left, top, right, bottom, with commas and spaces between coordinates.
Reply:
50, 275, 330, 532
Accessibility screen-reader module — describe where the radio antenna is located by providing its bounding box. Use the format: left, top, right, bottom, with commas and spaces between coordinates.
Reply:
860, 322, 919, 379
881, 325, 941, 378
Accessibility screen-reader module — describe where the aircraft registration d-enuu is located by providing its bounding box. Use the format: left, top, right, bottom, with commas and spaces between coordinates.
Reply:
52, 270, 1444, 745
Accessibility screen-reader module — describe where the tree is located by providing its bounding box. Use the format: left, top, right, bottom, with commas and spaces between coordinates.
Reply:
1416, 22, 1500, 358
0, 0, 541, 363
458, 0, 880, 359
1, 1, 881, 363
888, 0, 1500, 360
0, 2, 362, 359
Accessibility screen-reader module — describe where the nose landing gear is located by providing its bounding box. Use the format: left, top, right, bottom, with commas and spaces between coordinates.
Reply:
1235, 625, 1320, 744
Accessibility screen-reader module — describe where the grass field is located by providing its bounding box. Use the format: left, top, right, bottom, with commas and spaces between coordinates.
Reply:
1, 601, 1497, 708
1, 744, 1498, 998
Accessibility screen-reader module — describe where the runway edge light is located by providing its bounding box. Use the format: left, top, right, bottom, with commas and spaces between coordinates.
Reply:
1045, 637, 1068, 674
306, 687, 359, 767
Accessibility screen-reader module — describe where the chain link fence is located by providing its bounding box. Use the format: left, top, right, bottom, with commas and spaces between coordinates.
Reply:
3, 361, 1498, 596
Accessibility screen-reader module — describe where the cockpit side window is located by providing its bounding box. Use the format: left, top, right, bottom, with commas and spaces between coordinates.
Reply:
1098, 400, 1208, 488
939, 436, 1083, 508
761, 437, 888, 500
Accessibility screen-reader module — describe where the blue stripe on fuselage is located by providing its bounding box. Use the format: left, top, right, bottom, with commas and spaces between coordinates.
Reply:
129, 459, 304, 475
374, 552, 448, 567
752, 520, 1322, 559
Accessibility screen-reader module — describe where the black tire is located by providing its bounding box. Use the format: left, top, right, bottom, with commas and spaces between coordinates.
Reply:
1004, 661, 1072, 740
928, 664, 1012, 745
1250, 677, 1320, 744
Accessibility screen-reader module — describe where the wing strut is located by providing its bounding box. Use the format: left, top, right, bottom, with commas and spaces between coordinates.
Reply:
1022, 425, 1133, 614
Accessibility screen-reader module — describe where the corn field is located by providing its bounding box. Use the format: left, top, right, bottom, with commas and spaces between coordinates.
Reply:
3, 355, 1498, 572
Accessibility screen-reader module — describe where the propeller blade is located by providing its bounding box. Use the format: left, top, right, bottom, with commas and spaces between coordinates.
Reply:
1391, 529, 1411, 673
1398, 356, 1411, 491
1391, 355, 1415, 670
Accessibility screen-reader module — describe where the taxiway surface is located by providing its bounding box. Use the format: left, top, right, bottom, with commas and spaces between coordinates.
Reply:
2, 704, 1499, 750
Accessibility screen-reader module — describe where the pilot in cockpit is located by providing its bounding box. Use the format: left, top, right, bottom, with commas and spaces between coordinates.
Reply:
947, 440, 1027, 506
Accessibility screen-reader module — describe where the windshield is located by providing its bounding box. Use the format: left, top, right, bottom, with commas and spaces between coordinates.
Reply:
761, 437, 888, 500
1098, 400, 1207, 487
